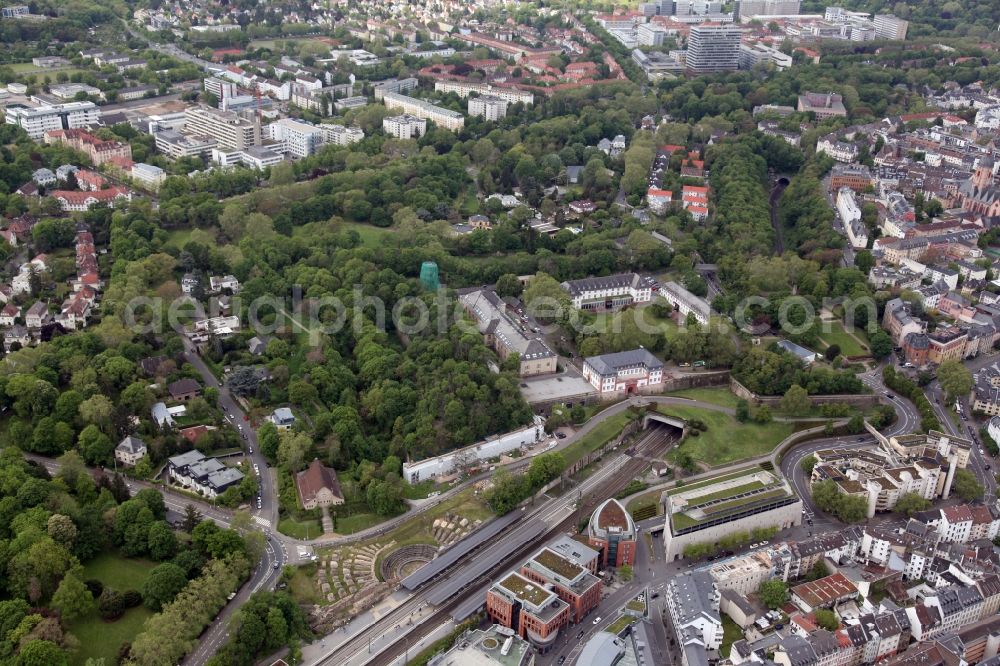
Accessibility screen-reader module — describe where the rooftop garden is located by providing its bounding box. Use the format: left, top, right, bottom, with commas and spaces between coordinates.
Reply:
499, 573, 551, 607
534, 548, 583, 580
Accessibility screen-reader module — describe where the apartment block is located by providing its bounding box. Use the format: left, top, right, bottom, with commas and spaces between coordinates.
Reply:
381, 92, 464, 131
468, 95, 508, 121
382, 114, 427, 139
433, 80, 534, 105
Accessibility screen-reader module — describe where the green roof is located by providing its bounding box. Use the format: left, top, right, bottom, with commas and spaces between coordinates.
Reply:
498, 573, 551, 607
533, 548, 583, 580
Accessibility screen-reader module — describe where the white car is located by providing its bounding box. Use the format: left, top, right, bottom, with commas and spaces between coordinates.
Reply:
593, 617, 602, 625
248, 446, 253, 454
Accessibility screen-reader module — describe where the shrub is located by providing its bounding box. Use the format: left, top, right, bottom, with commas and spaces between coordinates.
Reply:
84, 579, 103, 598
98, 590, 125, 620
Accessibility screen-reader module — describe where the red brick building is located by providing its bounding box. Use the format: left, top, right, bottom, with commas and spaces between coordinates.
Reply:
586, 498, 637, 568
486, 571, 570, 652
519, 543, 602, 623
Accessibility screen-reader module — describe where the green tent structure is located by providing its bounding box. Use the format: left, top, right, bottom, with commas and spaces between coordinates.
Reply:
419, 261, 440, 292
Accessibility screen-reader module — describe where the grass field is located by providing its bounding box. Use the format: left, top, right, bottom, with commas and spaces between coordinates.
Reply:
657, 404, 795, 467
70, 553, 158, 665
561, 411, 636, 467
279, 515, 322, 540
585, 308, 679, 338
10, 61, 87, 75
82, 553, 157, 591
163, 227, 217, 250
69, 606, 154, 666
665, 387, 740, 409
817, 319, 867, 357
343, 222, 392, 248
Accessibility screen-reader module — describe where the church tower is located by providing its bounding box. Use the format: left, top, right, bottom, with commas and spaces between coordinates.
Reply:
973, 156, 996, 190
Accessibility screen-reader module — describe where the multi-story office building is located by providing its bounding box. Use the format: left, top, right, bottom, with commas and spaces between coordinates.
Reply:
486, 572, 570, 652
153, 129, 217, 160
203, 76, 238, 102
382, 114, 427, 140
561, 273, 653, 311
183, 105, 260, 151
459, 288, 557, 377
518, 541, 602, 624
663, 469, 802, 561
738, 42, 793, 70
266, 118, 324, 158
587, 499, 637, 567
468, 95, 508, 121
433, 81, 535, 105
797, 92, 848, 118
5, 102, 101, 140
734, 0, 800, 18
874, 14, 908, 40
381, 92, 465, 131
684, 24, 742, 73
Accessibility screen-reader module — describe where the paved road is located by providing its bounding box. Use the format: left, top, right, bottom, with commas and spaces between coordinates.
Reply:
181, 343, 278, 529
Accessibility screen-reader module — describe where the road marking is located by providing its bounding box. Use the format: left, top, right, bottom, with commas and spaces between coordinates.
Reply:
253, 515, 271, 528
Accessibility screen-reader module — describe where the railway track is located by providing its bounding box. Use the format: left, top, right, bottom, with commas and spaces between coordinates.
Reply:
345, 425, 677, 666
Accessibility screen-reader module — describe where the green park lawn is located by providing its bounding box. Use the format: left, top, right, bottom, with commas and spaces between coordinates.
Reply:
278, 515, 322, 540
584, 308, 679, 339
69, 606, 154, 666
164, 227, 217, 250
82, 552, 157, 591
816, 320, 867, 357
657, 404, 795, 467
69, 554, 158, 665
